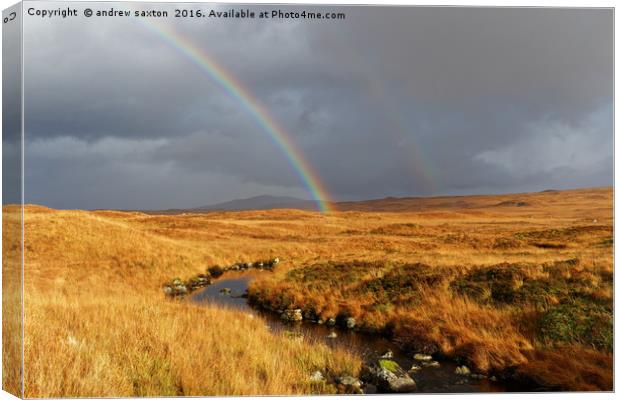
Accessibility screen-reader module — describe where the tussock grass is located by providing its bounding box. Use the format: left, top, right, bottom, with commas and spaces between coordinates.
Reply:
24, 294, 358, 397
5, 205, 360, 397
2, 207, 23, 397
2, 187, 613, 394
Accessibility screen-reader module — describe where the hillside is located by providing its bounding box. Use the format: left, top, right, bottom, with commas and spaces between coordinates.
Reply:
4, 186, 613, 395
194, 195, 318, 211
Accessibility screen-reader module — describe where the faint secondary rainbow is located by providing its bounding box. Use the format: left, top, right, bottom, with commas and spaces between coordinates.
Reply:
136, 18, 334, 213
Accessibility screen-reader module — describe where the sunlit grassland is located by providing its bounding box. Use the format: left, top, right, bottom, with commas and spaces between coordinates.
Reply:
3, 187, 613, 395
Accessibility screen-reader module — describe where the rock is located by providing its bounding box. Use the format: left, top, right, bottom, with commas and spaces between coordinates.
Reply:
408, 364, 422, 373
372, 359, 417, 392
317, 318, 324, 325
164, 281, 189, 296
413, 353, 433, 361
326, 331, 338, 339
345, 317, 356, 329
173, 284, 188, 295
230, 264, 240, 271
188, 275, 210, 289
456, 379, 468, 385
380, 350, 394, 359
219, 287, 232, 295
490, 376, 498, 382
326, 317, 336, 327
280, 309, 303, 322
422, 361, 440, 368
272, 257, 280, 265
455, 365, 471, 375
336, 375, 364, 394
338, 375, 362, 389
386, 376, 418, 393
309, 371, 325, 383
471, 373, 487, 380
208, 265, 224, 277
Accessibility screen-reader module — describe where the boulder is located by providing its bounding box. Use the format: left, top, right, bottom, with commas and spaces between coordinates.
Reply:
422, 361, 440, 368
310, 371, 325, 383
272, 257, 280, 265
413, 353, 432, 361
326, 317, 336, 327
455, 365, 471, 376
188, 275, 210, 290
408, 364, 422, 373
326, 331, 338, 339
280, 309, 303, 322
208, 265, 224, 277
338, 375, 362, 387
380, 350, 394, 359
338, 375, 363, 393
219, 287, 232, 295
345, 317, 356, 329
363, 359, 417, 393
385, 376, 418, 393
173, 284, 188, 295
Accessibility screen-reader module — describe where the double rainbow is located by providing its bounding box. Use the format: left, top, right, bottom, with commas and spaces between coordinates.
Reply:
137, 18, 334, 213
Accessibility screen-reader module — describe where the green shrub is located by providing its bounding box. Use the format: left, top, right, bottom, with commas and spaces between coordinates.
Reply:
537, 300, 612, 352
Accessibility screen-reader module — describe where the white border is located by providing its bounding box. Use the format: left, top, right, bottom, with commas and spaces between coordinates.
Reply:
0, 1, 616, 400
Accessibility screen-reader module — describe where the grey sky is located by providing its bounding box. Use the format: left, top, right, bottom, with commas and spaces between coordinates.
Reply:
18, 3, 612, 210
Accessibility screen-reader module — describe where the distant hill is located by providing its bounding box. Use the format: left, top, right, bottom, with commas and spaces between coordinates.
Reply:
141, 186, 611, 214
335, 187, 611, 212
193, 195, 319, 211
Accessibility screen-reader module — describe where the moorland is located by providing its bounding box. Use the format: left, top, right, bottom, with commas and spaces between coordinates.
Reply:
2, 187, 613, 396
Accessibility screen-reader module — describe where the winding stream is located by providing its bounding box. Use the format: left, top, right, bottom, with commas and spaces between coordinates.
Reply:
191, 271, 513, 393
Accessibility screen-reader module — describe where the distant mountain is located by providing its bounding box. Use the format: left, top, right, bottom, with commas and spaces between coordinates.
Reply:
194, 195, 319, 211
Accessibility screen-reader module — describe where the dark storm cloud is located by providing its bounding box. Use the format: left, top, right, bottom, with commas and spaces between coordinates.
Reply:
22, 4, 612, 209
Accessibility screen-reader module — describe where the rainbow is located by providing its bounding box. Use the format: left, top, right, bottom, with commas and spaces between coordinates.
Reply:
135, 17, 334, 213
322, 34, 438, 194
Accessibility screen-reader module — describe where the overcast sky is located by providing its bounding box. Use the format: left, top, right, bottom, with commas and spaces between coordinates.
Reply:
18, 4, 612, 210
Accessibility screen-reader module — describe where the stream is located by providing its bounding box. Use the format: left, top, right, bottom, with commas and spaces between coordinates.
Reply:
191, 271, 513, 393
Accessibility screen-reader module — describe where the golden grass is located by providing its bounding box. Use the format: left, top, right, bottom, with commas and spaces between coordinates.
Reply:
7, 205, 360, 397
2, 187, 614, 395
24, 293, 358, 397
2, 206, 23, 397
